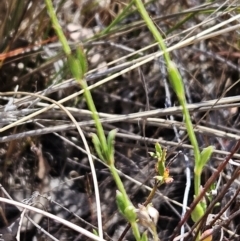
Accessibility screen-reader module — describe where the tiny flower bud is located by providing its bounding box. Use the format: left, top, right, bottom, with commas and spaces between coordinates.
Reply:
146, 204, 159, 225
137, 204, 159, 229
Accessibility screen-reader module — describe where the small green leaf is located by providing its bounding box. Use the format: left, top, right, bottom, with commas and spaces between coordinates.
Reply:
68, 55, 82, 80
92, 229, 99, 236
154, 175, 164, 182
157, 160, 165, 176
124, 205, 137, 223
161, 148, 167, 162
195, 146, 214, 176
92, 133, 105, 161
107, 129, 118, 163
156, 149, 166, 176
155, 143, 162, 156
116, 190, 126, 216
76, 46, 88, 77
168, 61, 185, 101
200, 146, 214, 168
148, 152, 155, 157
191, 203, 204, 223
200, 199, 207, 212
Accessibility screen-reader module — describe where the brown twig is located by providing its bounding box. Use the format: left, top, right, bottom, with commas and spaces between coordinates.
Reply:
170, 140, 240, 241
30, 142, 50, 180
192, 166, 240, 241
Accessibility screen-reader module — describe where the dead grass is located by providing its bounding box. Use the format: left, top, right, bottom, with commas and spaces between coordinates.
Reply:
0, 0, 240, 240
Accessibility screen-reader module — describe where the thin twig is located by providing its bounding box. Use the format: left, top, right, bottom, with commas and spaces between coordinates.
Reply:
0, 197, 106, 241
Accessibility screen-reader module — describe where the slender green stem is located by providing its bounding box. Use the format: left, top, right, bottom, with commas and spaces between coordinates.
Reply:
109, 165, 130, 205
130, 222, 141, 241
143, 182, 158, 206
134, 0, 202, 195
134, 0, 203, 238
119, 181, 159, 241
46, 1, 141, 239
109, 164, 141, 240
45, 0, 71, 55
45, 0, 108, 155
80, 81, 108, 155
181, 101, 201, 195
134, 0, 171, 64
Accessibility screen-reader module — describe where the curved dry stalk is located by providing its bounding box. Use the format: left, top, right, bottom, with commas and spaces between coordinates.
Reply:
0, 197, 106, 241
0, 91, 103, 238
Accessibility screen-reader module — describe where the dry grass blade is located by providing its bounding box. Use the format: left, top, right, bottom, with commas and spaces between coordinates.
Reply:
1, 0, 240, 240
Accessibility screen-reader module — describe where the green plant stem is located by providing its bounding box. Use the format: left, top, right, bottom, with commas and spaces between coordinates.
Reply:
46, 0, 141, 239
45, 0, 71, 55
130, 222, 141, 241
134, 0, 171, 64
109, 165, 131, 206
181, 101, 201, 196
134, 0, 201, 195
119, 182, 159, 241
109, 164, 141, 240
45, 0, 108, 155
143, 182, 158, 205
134, 0, 202, 238
80, 81, 108, 155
